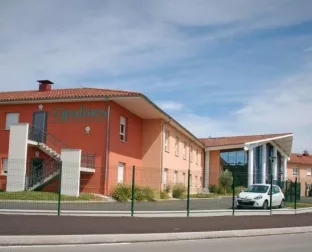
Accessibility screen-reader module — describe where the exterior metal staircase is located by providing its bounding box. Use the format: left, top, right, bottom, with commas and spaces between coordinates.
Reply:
26, 125, 95, 191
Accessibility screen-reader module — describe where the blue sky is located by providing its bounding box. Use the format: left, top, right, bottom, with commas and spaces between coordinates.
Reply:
1, 0, 312, 152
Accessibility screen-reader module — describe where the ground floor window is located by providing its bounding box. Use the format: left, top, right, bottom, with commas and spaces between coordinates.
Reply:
117, 163, 125, 184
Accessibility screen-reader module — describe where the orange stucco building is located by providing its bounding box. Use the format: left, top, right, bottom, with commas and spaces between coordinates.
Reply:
0, 80, 204, 195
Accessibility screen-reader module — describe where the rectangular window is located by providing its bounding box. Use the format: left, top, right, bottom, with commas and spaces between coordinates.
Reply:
174, 171, 178, 184
190, 174, 192, 186
307, 168, 312, 176
164, 130, 170, 152
1, 158, 8, 175
293, 167, 298, 176
175, 137, 179, 156
183, 142, 187, 160
183, 172, 186, 185
120, 116, 127, 142
200, 176, 202, 187
117, 162, 125, 183
190, 146, 193, 162
195, 176, 198, 187
196, 149, 198, 164
163, 168, 168, 186
5, 113, 19, 130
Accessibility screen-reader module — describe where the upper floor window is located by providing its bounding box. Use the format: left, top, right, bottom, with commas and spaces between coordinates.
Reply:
190, 146, 193, 162
175, 137, 179, 156
196, 149, 198, 164
183, 142, 187, 160
120, 116, 127, 142
307, 168, 311, 176
164, 130, 170, 152
5, 113, 19, 130
1, 158, 8, 175
293, 167, 298, 176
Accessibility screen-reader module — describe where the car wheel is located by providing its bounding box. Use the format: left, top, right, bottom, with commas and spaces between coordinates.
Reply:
279, 199, 285, 208
262, 200, 268, 210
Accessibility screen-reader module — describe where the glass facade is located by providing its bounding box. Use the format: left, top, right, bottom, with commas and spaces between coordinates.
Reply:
220, 149, 248, 187
220, 144, 283, 187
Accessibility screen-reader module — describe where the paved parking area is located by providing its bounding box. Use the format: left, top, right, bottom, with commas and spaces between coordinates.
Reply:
0, 197, 233, 211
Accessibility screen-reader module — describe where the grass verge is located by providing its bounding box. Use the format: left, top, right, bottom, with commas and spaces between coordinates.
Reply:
285, 202, 312, 208
0, 191, 104, 201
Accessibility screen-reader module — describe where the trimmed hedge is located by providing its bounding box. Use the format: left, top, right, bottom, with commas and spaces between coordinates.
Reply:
111, 184, 156, 202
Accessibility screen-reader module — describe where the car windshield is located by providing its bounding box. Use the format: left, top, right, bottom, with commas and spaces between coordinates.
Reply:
244, 185, 269, 193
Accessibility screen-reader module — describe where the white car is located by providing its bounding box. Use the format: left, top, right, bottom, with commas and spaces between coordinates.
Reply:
236, 184, 285, 209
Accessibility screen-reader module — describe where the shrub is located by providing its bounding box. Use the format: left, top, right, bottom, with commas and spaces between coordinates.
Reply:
160, 191, 169, 199
172, 183, 186, 199
164, 185, 172, 194
216, 187, 222, 194
209, 184, 217, 193
134, 186, 145, 202
219, 170, 233, 194
111, 184, 132, 202
141, 186, 155, 202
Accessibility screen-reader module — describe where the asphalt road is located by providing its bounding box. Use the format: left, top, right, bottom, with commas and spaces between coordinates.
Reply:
0, 197, 232, 211
1, 233, 312, 252
1, 214, 312, 235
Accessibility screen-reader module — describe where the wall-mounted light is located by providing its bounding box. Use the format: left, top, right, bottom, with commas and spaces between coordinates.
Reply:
38, 104, 43, 111
85, 126, 91, 134
35, 151, 40, 158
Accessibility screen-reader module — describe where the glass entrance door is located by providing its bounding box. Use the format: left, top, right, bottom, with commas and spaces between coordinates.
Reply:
32, 111, 48, 143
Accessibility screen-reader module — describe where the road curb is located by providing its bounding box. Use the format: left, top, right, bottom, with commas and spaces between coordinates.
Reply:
1, 226, 312, 246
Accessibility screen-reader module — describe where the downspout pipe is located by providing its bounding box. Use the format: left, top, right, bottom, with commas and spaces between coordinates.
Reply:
160, 118, 172, 190
103, 100, 111, 195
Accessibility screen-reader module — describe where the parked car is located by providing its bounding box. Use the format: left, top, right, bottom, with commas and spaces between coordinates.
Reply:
236, 184, 285, 209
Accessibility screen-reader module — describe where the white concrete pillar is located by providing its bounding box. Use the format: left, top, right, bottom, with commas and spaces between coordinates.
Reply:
261, 144, 267, 184
272, 146, 278, 182
204, 150, 210, 190
60, 149, 81, 197
6, 123, 29, 192
282, 156, 288, 181
248, 148, 254, 186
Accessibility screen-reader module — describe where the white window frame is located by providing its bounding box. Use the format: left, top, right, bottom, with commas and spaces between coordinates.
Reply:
293, 167, 298, 176
164, 130, 170, 152
175, 137, 179, 156
163, 168, 168, 186
1, 158, 8, 175
307, 168, 311, 176
117, 162, 125, 184
5, 113, 19, 130
183, 142, 187, 160
120, 116, 127, 142
190, 145, 193, 163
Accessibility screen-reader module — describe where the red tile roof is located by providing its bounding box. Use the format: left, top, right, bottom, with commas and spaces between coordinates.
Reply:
289, 153, 312, 165
200, 133, 292, 147
0, 88, 142, 102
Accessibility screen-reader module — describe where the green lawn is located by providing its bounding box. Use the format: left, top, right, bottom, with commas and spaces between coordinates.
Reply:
190, 193, 230, 199
0, 191, 104, 201
285, 202, 312, 208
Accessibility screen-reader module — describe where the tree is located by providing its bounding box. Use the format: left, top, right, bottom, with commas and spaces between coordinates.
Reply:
219, 169, 233, 194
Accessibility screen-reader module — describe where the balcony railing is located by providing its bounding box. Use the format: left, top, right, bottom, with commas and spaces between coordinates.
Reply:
28, 125, 96, 169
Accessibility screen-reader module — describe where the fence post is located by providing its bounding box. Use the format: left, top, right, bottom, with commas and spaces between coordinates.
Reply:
232, 175, 235, 216
294, 177, 297, 213
131, 165, 136, 217
57, 161, 62, 216
186, 169, 191, 217
270, 174, 273, 212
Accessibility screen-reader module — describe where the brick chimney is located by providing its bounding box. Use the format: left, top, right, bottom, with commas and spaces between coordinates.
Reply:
37, 80, 54, 91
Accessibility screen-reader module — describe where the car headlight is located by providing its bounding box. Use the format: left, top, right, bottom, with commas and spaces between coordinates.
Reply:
254, 195, 263, 200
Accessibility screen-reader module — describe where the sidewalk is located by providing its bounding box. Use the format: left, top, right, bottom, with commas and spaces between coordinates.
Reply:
1, 213, 312, 236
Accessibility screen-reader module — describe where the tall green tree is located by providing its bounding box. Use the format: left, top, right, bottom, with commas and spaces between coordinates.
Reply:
219, 170, 233, 194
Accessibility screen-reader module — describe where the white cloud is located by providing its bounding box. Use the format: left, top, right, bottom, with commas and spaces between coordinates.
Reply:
157, 101, 184, 111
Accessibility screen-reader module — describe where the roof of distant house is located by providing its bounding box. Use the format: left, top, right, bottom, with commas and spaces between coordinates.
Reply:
0, 88, 142, 102
289, 152, 312, 165
200, 133, 293, 147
